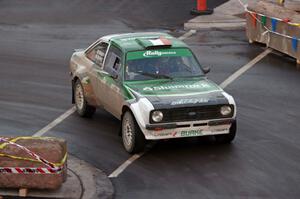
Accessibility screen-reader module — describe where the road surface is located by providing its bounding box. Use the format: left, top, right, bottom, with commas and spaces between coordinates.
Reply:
0, 0, 300, 198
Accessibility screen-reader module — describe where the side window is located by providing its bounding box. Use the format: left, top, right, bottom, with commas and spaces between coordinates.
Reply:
103, 45, 122, 76
113, 57, 121, 71
86, 42, 108, 67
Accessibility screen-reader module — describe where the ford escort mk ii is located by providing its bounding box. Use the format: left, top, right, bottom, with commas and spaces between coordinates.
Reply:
69, 32, 237, 153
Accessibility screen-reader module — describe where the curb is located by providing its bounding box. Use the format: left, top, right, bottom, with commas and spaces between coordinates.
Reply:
0, 155, 114, 199
69, 156, 114, 199
184, 0, 246, 31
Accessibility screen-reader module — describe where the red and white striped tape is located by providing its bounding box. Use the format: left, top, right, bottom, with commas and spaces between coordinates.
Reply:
0, 167, 62, 174
0, 137, 63, 174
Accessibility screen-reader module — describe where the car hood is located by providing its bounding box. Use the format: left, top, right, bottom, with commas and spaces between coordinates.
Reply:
124, 77, 229, 109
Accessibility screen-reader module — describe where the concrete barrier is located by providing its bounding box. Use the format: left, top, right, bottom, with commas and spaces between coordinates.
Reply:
285, 0, 300, 11
246, 1, 300, 65
0, 137, 67, 190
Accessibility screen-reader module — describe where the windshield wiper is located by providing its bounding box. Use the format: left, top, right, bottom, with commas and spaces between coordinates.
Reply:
182, 74, 205, 78
136, 72, 173, 80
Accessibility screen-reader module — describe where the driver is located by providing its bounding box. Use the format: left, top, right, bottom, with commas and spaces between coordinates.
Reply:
146, 57, 170, 75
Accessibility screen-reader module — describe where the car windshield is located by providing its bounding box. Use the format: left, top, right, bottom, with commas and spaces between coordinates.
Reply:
125, 48, 204, 81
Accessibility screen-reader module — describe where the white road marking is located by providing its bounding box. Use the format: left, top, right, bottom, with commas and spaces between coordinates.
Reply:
32, 106, 76, 137
108, 31, 198, 178
220, 48, 272, 89
178, 30, 197, 40
108, 152, 144, 178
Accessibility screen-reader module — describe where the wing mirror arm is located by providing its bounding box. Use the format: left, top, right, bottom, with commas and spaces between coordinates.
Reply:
110, 70, 119, 79
203, 66, 211, 74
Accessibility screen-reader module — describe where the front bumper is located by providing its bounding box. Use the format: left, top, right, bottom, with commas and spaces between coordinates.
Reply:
142, 118, 234, 140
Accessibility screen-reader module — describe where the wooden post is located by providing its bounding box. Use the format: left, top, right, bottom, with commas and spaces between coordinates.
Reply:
278, 0, 285, 5
19, 188, 28, 197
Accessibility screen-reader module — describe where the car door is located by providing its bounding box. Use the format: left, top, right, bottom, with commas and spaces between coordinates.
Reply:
84, 41, 109, 106
100, 44, 124, 119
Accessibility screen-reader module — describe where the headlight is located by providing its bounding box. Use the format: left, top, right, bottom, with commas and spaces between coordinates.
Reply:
152, 111, 163, 122
220, 105, 232, 116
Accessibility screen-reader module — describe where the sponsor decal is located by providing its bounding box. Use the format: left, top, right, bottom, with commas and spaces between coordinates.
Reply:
127, 49, 193, 61
154, 131, 177, 137
143, 82, 211, 91
143, 50, 176, 58
170, 98, 209, 106
181, 130, 203, 137
154, 132, 172, 137
95, 49, 105, 64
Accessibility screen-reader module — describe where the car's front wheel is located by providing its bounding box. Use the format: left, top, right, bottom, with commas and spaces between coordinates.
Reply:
214, 120, 237, 144
74, 80, 96, 118
122, 111, 146, 154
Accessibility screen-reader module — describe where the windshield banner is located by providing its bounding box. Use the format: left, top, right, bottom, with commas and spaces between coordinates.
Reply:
127, 49, 193, 60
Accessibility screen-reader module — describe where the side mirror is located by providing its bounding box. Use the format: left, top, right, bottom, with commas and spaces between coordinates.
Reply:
203, 66, 211, 74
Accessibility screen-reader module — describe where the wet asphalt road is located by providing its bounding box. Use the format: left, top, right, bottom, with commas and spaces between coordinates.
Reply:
1, 0, 300, 198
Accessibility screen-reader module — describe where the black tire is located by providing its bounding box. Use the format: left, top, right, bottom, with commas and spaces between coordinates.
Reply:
215, 120, 237, 144
74, 80, 96, 118
121, 111, 146, 154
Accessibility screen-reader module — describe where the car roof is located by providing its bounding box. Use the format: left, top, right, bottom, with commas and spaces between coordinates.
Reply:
101, 32, 188, 53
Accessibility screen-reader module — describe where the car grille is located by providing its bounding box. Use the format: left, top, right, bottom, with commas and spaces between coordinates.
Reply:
150, 105, 234, 124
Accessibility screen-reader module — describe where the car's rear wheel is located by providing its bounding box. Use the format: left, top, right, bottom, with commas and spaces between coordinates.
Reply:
122, 111, 146, 154
214, 120, 236, 144
74, 80, 96, 118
